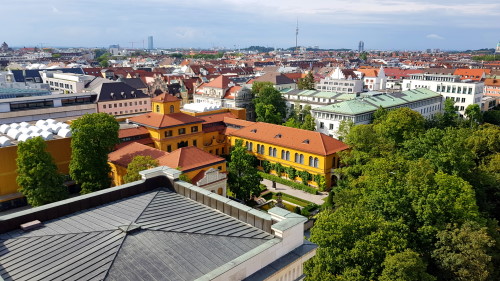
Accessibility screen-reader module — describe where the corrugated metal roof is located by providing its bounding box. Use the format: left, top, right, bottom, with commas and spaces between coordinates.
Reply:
0, 188, 274, 280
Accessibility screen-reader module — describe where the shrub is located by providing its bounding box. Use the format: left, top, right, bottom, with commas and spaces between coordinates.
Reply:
259, 172, 318, 194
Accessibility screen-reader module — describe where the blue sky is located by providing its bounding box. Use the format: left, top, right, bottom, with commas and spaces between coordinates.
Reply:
3, 0, 500, 51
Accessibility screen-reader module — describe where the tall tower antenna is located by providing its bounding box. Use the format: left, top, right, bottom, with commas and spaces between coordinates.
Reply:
295, 18, 299, 53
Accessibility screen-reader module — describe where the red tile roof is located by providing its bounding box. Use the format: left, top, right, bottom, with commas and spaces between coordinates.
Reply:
161, 146, 225, 172
204, 75, 232, 89
198, 112, 237, 124
114, 138, 154, 150
108, 142, 169, 167
223, 117, 254, 128
152, 93, 181, 103
118, 127, 150, 138
229, 122, 349, 156
129, 112, 203, 129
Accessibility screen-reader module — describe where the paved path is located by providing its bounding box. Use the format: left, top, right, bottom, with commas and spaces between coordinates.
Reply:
260, 179, 328, 205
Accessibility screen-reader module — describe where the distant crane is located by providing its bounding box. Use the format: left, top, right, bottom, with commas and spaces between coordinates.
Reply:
128, 41, 140, 49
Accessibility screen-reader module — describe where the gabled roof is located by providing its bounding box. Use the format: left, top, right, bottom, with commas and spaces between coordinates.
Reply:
120, 77, 148, 89
253, 73, 295, 85
229, 122, 349, 156
129, 112, 204, 129
203, 75, 232, 89
95, 82, 149, 102
108, 142, 169, 167
152, 93, 181, 103
161, 146, 225, 172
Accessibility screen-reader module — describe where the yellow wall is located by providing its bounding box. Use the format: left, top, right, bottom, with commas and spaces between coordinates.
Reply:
147, 124, 204, 152
202, 130, 229, 155
229, 136, 340, 187
0, 138, 72, 199
182, 162, 227, 182
152, 99, 181, 115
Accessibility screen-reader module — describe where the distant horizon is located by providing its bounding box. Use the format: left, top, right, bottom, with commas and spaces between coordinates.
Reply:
3, 1, 499, 51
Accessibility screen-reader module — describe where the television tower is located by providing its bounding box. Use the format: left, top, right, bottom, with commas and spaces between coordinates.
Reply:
295, 19, 299, 53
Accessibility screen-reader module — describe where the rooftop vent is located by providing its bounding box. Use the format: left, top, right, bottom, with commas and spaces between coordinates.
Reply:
21, 220, 42, 231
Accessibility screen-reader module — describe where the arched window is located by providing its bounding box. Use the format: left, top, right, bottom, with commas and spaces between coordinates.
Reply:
314, 157, 319, 168
286, 151, 290, 161
299, 154, 304, 164
281, 150, 285, 159
294, 153, 298, 163
260, 145, 265, 154
309, 156, 313, 166
257, 144, 261, 153
156, 104, 160, 112
273, 148, 277, 157
269, 147, 273, 156
170, 105, 174, 113
249, 142, 253, 151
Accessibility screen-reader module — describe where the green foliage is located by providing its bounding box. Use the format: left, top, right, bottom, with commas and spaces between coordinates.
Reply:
51, 53, 61, 58
337, 119, 354, 141
297, 72, 315, 90
322, 191, 334, 210
283, 117, 301, 128
465, 104, 483, 127
359, 52, 368, 61
178, 173, 192, 184
123, 155, 159, 183
285, 166, 297, 180
16, 137, 68, 206
432, 221, 495, 281
228, 139, 262, 201
483, 109, 500, 125
261, 160, 271, 173
259, 172, 318, 194
372, 106, 388, 122
306, 105, 500, 280
272, 162, 284, 175
301, 203, 319, 216
70, 113, 119, 194
297, 170, 312, 185
472, 54, 499, 61
380, 249, 436, 281
253, 83, 287, 124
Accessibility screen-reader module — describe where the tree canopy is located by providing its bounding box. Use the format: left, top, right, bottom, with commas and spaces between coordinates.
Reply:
123, 155, 159, 183
252, 82, 287, 124
16, 137, 68, 206
70, 113, 119, 194
305, 107, 500, 280
227, 139, 262, 201
298, 72, 315, 90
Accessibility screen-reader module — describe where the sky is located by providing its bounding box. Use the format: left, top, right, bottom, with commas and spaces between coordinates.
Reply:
2, 0, 500, 51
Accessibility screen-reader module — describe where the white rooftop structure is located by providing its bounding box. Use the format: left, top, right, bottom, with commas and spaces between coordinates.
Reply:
182, 102, 222, 113
0, 119, 71, 147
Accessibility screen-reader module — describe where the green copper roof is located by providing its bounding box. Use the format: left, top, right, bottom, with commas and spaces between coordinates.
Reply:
313, 88, 441, 115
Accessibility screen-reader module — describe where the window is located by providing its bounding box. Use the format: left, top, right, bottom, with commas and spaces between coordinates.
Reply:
294, 153, 299, 163
299, 154, 304, 164
259, 145, 265, 154
320, 122, 324, 129
193, 140, 197, 147
165, 130, 173, 137
167, 145, 172, 152
249, 142, 253, 151
191, 126, 198, 133
314, 158, 319, 168
103, 105, 106, 109
156, 105, 160, 112
309, 156, 313, 166
170, 105, 174, 113
281, 150, 285, 159
178, 128, 186, 135
329, 124, 334, 130
286, 151, 290, 161
269, 147, 273, 155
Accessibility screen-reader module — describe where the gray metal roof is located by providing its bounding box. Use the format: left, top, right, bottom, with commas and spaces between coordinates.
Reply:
0, 188, 274, 281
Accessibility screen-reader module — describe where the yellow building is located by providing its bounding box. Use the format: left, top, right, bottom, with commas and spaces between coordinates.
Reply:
127, 93, 349, 189
0, 137, 72, 208
108, 142, 227, 195
226, 120, 349, 188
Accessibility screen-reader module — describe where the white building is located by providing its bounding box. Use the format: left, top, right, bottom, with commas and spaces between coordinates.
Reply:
311, 88, 442, 138
356, 66, 387, 91
281, 89, 356, 112
402, 73, 484, 115
41, 71, 95, 93
315, 67, 363, 94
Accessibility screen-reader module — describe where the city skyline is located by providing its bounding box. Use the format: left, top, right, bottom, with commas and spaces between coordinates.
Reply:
2, 0, 500, 50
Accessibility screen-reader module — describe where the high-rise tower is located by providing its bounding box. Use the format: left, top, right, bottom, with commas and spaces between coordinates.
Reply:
148, 36, 154, 50
295, 19, 299, 53
496, 41, 500, 53
358, 41, 364, 53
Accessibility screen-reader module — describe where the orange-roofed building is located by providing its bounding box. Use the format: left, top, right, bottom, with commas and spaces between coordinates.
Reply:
453, 69, 490, 81
229, 122, 349, 189
356, 66, 387, 91
195, 75, 254, 120
484, 78, 500, 106
108, 142, 227, 195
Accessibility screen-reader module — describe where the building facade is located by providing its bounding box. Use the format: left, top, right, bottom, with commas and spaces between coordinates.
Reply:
315, 67, 363, 94
312, 89, 442, 138
402, 73, 484, 115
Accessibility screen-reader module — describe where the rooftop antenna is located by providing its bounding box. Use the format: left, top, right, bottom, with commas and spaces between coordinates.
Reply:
295, 18, 299, 53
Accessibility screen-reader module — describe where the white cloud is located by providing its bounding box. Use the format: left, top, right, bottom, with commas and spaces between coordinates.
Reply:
426, 34, 445, 40
51, 6, 59, 13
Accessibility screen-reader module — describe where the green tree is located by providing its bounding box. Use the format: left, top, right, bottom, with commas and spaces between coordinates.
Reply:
51, 53, 61, 58
253, 84, 287, 124
337, 119, 354, 141
483, 109, 500, 125
433, 221, 494, 281
300, 105, 316, 131
16, 137, 68, 206
374, 107, 425, 145
305, 207, 408, 280
380, 249, 436, 281
359, 52, 368, 61
298, 71, 315, 90
228, 139, 262, 201
465, 104, 483, 127
123, 155, 159, 183
442, 98, 458, 127
283, 117, 300, 128
70, 113, 119, 194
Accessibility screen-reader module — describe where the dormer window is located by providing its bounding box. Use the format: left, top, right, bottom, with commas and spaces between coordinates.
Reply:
250, 129, 257, 133
303, 139, 310, 144
274, 134, 282, 138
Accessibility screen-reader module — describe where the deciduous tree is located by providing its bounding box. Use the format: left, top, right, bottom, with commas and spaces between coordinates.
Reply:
228, 139, 262, 201
123, 155, 159, 183
16, 137, 68, 206
70, 113, 119, 194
